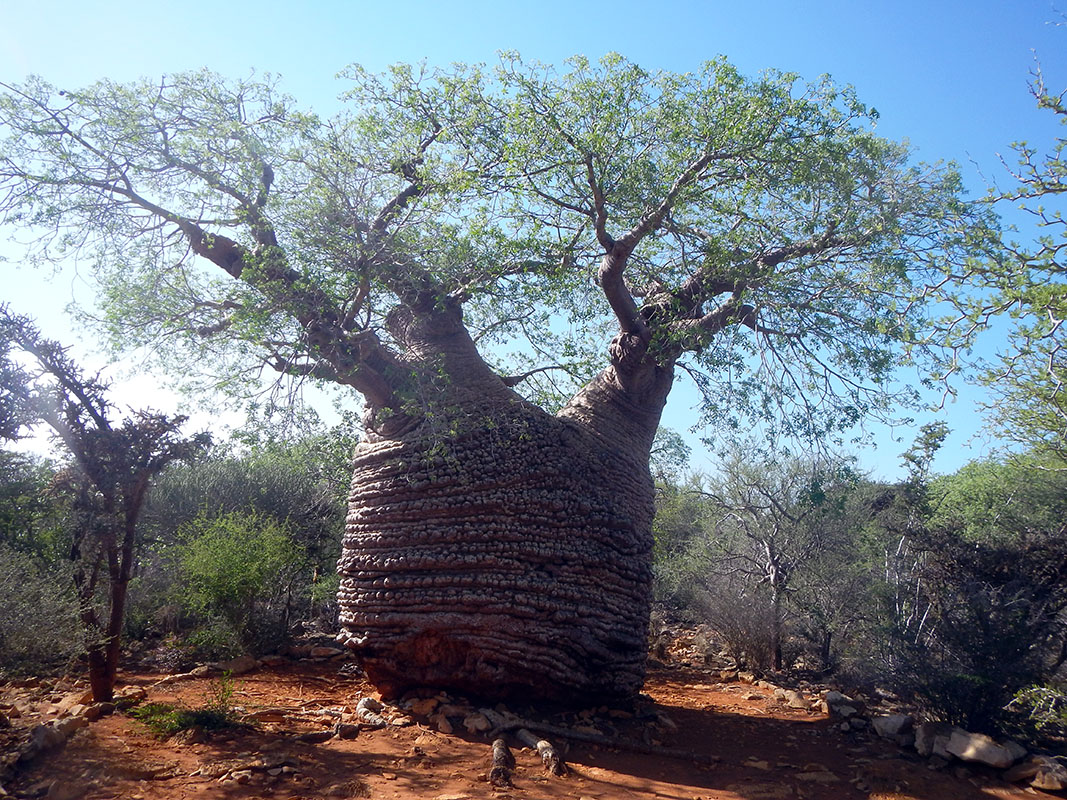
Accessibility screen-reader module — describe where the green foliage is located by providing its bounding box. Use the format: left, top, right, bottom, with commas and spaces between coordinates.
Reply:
174, 511, 301, 653
951, 67, 1067, 461
0, 57, 995, 439
0, 450, 65, 559
1005, 685, 1067, 745
930, 455, 1067, 544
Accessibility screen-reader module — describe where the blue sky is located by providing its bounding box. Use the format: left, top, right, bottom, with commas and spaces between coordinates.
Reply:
1, 0, 1064, 478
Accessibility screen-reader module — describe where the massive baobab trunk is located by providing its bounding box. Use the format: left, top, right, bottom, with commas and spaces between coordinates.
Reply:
336, 304, 672, 701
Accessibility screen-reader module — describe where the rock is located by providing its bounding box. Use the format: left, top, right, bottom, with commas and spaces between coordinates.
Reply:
408, 697, 440, 716
213, 654, 259, 675
462, 712, 491, 733
259, 654, 288, 667
945, 730, 1014, 769
173, 726, 209, 745
1030, 756, 1067, 791
19, 723, 67, 762
796, 771, 840, 783
79, 703, 108, 722
430, 713, 453, 734
189, 664, 212, 677
296, 729, 335, 744
55, 689, 94, 715
53, 717, 88, 737
871, 713, 912, 739
914, 721, 956, 758
1001, 739, 1028, 764
784, 690, 808, 709
334, 722, 360, 740
309, 646, 345, 659
1003, 757, 1043, 783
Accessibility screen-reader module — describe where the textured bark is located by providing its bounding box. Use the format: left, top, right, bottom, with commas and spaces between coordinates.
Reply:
336, 304, 670, 701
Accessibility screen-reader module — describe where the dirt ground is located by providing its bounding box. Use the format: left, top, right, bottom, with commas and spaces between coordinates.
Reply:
3, 638, 1060, 800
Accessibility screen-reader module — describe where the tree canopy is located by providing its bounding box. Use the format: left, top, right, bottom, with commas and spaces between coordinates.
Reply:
0, 55, 996, 439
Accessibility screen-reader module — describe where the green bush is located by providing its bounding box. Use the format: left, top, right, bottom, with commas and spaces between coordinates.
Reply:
175, 511, 301, 654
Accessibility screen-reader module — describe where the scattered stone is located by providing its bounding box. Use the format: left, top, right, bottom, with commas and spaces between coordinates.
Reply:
737, 671, 757, 684
296, 729, 334, 744
55, 690, 94, 716
81, 702, 115, 722
945, 730, 1015, 769
462, 712, 491, 734
655, 711, 678, 732
849, 717, 868, 731
259, 654, 288, 667
437, 703, 470, 717
334, 721, 360, 739
213, 654, 259, 675
189, 664, 212, 677
52, 717, 88, 737
409, 697, 440, 716
1030, 756, 1067, 791
871, 713, 912, 740
784, 690, 808, 709
309, 646, 345, 659
1003, 757, 1043, 783
796, 770, 841, 783
914, 721, 956, 758
744, 759, 771, 771
431, 713, 453, 734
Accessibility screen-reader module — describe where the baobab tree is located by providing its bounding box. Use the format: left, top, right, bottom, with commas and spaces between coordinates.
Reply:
0, 55, 994, 700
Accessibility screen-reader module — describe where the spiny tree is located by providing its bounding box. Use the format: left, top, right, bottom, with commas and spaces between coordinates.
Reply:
0, 307, 208, 700
0, 56, 996, 700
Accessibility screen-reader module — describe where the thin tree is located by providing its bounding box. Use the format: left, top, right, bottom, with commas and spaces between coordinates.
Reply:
0, 307, 208, 700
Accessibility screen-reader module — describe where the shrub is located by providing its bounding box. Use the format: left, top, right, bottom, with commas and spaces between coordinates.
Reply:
0, 544, 83, 675
175, 511, 301, 654
886, 527, 1067, 733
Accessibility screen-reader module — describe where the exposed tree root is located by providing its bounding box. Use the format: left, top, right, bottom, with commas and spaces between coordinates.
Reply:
481, 708, 567, 776
487, 737, 515, 787
487, 715, 720, 767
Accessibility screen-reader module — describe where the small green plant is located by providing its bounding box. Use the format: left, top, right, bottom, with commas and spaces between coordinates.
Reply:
130, 672, 241, 738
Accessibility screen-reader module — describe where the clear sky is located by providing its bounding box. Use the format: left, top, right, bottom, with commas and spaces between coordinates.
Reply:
1, 0, 1063, 478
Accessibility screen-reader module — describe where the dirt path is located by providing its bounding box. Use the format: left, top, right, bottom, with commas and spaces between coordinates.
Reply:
4, 657, 1057, 800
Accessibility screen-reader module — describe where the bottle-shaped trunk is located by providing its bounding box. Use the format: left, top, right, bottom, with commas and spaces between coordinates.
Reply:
337, 362, 666, 701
